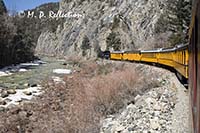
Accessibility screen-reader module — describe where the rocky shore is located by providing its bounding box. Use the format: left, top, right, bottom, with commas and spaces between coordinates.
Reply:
0, 58, 72, 110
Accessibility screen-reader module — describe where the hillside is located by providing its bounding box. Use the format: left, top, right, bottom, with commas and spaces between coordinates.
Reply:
14, 2, 61, 46
0, 0, 35, 67
0, 1, 60, 67
35, 0, 191, 58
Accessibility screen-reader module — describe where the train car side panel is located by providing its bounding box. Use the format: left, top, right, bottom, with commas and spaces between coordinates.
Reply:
173, 49, 188, 78
157, 52, 174, 67
123, 53, 141, 61
140, 52, 157, 63
110, 53, 123, 60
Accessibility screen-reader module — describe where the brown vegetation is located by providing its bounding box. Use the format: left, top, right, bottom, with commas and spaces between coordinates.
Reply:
0, 61, 161, 133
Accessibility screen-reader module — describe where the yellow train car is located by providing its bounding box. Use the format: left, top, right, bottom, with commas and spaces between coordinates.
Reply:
109, 44, 188, 79
172, 45, 189, 78
110, 51, 123, 60
156, 48, 174, 67
140, 50, 158, 63
123, 51, 141, 62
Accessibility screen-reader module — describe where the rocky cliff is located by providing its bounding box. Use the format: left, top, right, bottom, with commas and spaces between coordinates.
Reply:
35, 0, 191, 58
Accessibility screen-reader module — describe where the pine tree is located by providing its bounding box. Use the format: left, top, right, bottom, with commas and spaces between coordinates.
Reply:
0, 0, 7, 15
156, 0, 192, 46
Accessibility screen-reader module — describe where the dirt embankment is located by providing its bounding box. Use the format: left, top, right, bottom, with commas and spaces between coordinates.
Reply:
0, 59, 188, 133
101, 64, 189, 133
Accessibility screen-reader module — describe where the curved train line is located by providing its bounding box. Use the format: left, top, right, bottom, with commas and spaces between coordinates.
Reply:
100, 0, 199, 132
102, 44, 188, 82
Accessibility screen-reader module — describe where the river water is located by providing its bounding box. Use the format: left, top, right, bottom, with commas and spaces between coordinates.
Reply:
0, 57, 73, 107
0, 57, 70, 90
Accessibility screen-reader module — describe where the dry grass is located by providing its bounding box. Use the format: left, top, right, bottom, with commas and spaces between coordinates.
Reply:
0, 61, 161, 133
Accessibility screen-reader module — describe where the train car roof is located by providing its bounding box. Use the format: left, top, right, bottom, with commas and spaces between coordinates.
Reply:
140, 49, 162, 53
110, 51, 124, 54
174, 44, 188, 51
158, 44, 188, 53
124, 50, 141, 53
110, 44, 188, 54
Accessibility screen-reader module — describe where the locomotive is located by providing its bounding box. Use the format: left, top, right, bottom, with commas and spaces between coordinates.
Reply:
100, 0, 199, 132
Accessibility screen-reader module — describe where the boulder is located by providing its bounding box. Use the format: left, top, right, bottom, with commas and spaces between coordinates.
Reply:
7, 89, 16, 94
23, 91, 32, 96
115, 125, 125, 132
24, 83, 30, 87
145, 97, 156, 105
0, 107, 5, 112
4, 98, 12, 104
1, 91, 8, 98
153, 103, 162, 111
0, 98, 6, 105
150, 119, 160, 130
62, 62, 67, 66
30, 84, 37, 87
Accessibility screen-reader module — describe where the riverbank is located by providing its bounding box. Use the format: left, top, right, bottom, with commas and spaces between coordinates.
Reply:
0, 59, 168, 132
0, 57, 72, 109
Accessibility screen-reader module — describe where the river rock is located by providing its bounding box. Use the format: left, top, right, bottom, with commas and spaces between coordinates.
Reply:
145, 97, 156, 105
134, 95, 141, 102
30, 84, 37, 87
150, 119, 160, 130
23, 91, 32, 96
7, 103, 17, 109
62, 62, 67, 66
0, 98, 6, 105
19, 111, 28, 119
24, 83, 30, 87
7, 89, 16, 94
0, 107, 5, 112
115, 125, 125, 132
153, 103, 162, 111
1, 91, 9, 98
4, 98, 12, 104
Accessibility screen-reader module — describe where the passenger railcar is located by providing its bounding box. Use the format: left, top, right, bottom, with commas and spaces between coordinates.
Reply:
123, 50, 141, 62
109, 44, 188, 79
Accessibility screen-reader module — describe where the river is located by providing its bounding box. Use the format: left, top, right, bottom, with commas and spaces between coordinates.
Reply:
0, 57, 71, 108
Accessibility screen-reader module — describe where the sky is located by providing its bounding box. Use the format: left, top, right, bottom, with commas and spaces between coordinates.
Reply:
3, 0, 60, 12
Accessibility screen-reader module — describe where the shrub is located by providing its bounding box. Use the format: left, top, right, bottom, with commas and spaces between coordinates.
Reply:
81, 35, 91, 56
106, 32, 121, 51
